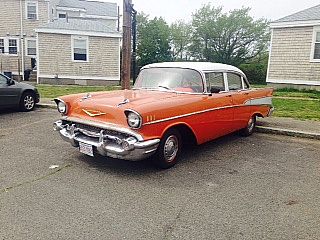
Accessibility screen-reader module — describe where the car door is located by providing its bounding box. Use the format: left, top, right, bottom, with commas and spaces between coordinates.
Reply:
0, 74, 20, 107
192, 72, 234, 143
226, 72, 251, 130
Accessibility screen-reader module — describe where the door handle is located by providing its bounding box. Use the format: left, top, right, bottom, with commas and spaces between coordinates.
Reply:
242, 92, 249, 95
226, 94, 232, 97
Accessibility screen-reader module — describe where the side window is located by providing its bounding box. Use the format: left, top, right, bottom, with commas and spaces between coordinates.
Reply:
0, 75, 7, 84
205, 72, 225, 92
227, 73, 242, 90
243, 79, 250, 89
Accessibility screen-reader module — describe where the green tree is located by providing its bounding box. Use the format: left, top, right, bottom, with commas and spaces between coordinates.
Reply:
239, 52, 269, 84
170, 20, 192, 61
190, 5, 269, 66
137, 14, 172, 67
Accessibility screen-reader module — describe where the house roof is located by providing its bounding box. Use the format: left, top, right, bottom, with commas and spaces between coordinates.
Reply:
36, 18, 121, 37
273, 4, 320, 23
58, 0, 118, 17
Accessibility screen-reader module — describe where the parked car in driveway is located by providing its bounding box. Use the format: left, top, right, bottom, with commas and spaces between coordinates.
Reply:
53, 62, 274, 168
0, 73, 40, 111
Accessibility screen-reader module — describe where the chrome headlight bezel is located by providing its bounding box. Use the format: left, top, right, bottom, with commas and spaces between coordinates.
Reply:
55, 99, 68, 115
125, 110, 142, 129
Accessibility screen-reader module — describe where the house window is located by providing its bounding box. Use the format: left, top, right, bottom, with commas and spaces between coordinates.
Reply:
0, 38, 19, 55
0, 39, 4, 54
26, 39, 37, 56
72, 36, 88, 62
59, 13, 67, 19
8, 39, 18, 54
26, 1, 38, 20
313, 32, 320, 59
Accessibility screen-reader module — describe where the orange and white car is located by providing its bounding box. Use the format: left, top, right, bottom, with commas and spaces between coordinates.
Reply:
53, 62, 273, 168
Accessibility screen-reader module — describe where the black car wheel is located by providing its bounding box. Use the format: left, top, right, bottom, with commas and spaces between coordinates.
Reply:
240, 115, 256, 136
153, 129, 182, 169
20, 92, 36, 112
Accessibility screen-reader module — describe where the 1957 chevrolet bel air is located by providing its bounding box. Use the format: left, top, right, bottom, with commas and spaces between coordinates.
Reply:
53, 62, 273, 168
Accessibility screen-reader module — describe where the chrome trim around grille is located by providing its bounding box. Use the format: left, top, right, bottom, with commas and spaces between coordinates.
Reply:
53, 120, 160, 161
61, 116, 144, 141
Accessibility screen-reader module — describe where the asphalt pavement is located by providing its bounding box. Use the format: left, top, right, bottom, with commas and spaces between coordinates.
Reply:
1, 108, 320, 240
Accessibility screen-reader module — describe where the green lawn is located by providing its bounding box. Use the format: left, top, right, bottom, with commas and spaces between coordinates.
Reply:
273, 99, 320, 121
37, 84, 121, 99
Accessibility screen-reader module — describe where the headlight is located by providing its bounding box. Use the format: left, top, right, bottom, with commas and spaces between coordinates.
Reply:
126, 111, 142, 129
57, 101, 67, 114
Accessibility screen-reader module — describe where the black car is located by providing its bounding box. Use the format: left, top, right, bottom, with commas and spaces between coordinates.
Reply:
0, 73, 40, 111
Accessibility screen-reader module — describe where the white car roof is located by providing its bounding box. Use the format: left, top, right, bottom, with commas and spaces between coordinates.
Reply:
142, 62, 246, 76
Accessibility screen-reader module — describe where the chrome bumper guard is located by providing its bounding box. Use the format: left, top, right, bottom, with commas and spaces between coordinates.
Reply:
267, 107, 275, 117
53, 120, 160, 161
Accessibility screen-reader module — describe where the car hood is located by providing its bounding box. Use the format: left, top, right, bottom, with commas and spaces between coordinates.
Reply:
14, 81, 37, 90
61, 90, 180, 126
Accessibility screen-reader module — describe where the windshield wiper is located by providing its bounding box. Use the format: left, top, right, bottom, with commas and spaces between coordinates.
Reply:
158, 85, 172, 91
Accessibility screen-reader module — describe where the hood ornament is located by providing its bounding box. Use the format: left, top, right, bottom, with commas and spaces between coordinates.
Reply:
80, 93, 92, 102
117, 98, 130, 107
82, 109, 106, 117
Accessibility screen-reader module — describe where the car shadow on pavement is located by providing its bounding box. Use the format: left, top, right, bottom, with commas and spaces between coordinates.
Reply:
0, 108, 18, 115
0, 106, 43, 115
73, 131, 244, 178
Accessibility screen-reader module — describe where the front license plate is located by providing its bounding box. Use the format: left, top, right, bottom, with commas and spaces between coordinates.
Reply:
79, 142, 94, 157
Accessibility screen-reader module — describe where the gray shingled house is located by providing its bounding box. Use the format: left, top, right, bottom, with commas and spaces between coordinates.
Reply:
0, 0, 121, 85
267, 5, 320, 90
36, 0, 121, 85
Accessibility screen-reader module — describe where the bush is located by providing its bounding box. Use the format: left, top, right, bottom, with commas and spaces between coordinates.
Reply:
239, 63, 267, 85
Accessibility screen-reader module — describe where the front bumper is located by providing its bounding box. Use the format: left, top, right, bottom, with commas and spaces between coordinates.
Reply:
53, 120, 160, 161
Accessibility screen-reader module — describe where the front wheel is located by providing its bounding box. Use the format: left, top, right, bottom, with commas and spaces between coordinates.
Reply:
240, 115, 256, 136
153, 129, 182, 169
20, 92, 36, 112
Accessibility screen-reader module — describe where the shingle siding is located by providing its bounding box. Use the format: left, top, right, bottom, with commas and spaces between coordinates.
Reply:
268, 27, 320, 83
0, 0, 48, 75
0, 0, 49, 36
38, 32, 120, 82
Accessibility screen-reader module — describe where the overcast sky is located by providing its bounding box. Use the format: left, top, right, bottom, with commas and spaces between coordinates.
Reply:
105, 0, 319, 23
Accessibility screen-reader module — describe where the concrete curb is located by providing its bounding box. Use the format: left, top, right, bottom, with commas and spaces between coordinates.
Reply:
37, 103, 56, 109
37, 103, 320, 141
256, 126, 320, 140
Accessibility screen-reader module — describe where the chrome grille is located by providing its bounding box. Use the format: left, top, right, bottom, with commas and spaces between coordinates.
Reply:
73, 122, 131, 139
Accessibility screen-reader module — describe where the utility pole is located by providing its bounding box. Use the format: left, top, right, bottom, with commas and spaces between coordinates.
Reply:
121, 0, 132, 90
132, 7, 137, 84
19, 0, 25, 81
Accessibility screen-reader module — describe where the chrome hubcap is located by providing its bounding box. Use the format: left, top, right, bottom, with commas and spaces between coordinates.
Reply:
163, 135, 179, 162
24, 95, 35, 110
248, 117, 255, 132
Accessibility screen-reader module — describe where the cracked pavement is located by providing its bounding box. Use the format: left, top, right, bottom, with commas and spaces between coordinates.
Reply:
0, 108, 320, 240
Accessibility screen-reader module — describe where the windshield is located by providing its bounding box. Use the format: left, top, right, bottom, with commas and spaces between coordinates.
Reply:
134, 67, 204, 93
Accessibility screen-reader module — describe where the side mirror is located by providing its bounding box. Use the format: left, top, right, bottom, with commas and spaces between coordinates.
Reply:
7, 78, 14, 86
210, 87, 221, 94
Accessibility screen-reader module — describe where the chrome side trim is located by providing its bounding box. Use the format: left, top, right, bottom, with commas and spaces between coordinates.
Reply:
143, 105, 238, 126
61, 116, 144, 141
244, 96, 273, 106
143, 97, 273, 126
